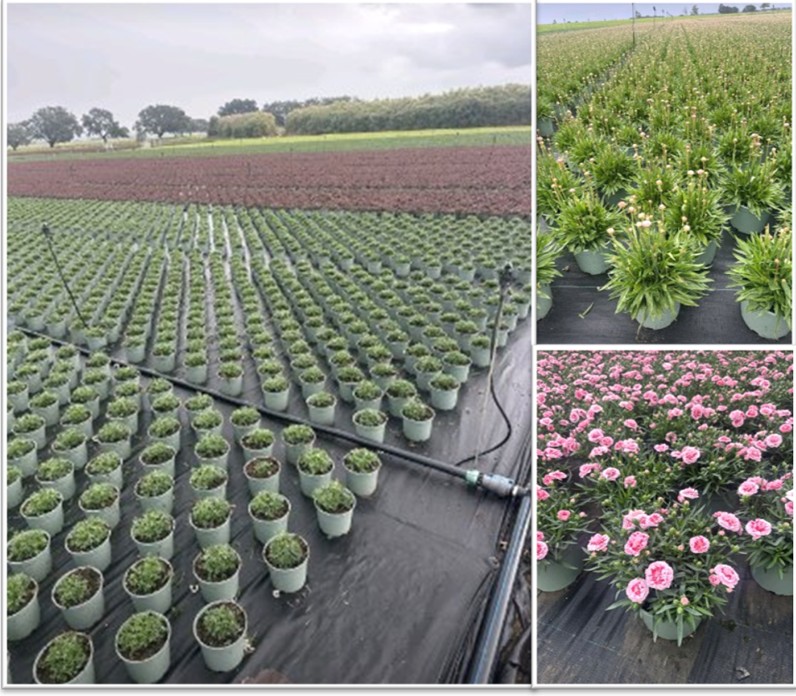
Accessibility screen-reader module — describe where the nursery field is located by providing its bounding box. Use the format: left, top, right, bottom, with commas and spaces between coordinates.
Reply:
536, 351, 793, 684
536, 13, 793, 343
6, 141, 531, 216
4, 196, 532, 684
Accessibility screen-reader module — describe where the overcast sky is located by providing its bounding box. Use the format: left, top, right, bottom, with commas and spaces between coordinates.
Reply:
538, 2, 788, 24
7, 3, 531, 128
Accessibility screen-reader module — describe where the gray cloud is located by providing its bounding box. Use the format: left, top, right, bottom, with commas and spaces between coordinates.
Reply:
7, 3, 531, 129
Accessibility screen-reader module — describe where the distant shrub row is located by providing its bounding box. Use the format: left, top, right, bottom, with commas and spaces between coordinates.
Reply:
208, 112, 278, 139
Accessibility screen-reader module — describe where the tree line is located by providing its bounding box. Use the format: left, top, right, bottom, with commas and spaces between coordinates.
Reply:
8, 84, 531, 149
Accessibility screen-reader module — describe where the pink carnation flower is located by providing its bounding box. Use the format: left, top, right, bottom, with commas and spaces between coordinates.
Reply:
537, 540, 548, 561
764, 433, 783, 448
625, 578, 649, 604
536, 531, 545, 541
586, 533, 610, 552
557, 509, 571, 522
645, 561, 674, 590
738, 480, 760, 497
677, 487, 700, 503
587, 428, 604, 443
600, 467, 621, 481
712, 563, 740, 592
537, 488, 550, 501
689, 535, 710, 554
680, 446, 701, 465
624, 531, 649, 557
713, 511, 742, 532
623, 475, 637, 489
745, 518, 772, 540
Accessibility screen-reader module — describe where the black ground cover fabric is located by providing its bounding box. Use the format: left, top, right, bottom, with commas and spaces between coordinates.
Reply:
537, 559, 793, 684
537, 227, 792, 345
7, 322, 531, 684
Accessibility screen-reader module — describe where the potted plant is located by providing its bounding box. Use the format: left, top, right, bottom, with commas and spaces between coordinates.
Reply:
218, 362, 244, 397
306, 391, 337, 426
115, 610, 171, 684
665, 176, 727, 264
33, 631, 94, 684
59, 403, 93, 437
29, 390, 60, 426
737, 474, 793, 595
13, 413, 46, 450
401, 400, 435, 443
352, 380, 384, 413
352, 408, 389, 443
123, 556, 174, 614
442, 351, 472, 384
727, 225, 792, 340
8, 529, 51, 582
148, 415, 182, 452
134, 470, 175, 513
152, 341, 177, 373
386, 379, 418, 418
243, 456, 281, 496
414, 356, 443, 392
536, 231, 563, 319
248, 491, 291, 544
79, 482, 121, 529
429, 373, 461, 411
192, 408, 224, 438
185, 392, 214, 420
556, 190, 624, 275
8, 437, 38, 477
602, 218, 712, 330
185, 351, 209, 384
85, 451, 124, 488
193, 600, 248, 672
34, 457, 75, 501
193, 544, 242, 602
585, 500, 740, 645
240, 427, 275, 460
70, 384, 101, 420
336, 365, 365, 403
8, 379, 29, 413
190, 497, 233, 549
8, 466, 23, 509
51, 566, 105, 630
297, 447, 335, 497
131, 510, 175, 559
313, 480, 357, 538
190, 465, 228, 500
65, 518, 112, 571
262, 374, 290, 411
722, 158, 784, 233
195, 433, 231, 469
151, 392, 181, 420
140, 442, 177, 477
263, 533, 310, 593
590, 143, 635, 206
342, 448, 383, 497
52, 428, 89, 469
93, 421, 133, 460
7, 572, 40, 641
107, 395, 141, 433
230, 406, 261, 443
299, 366, 327, 399
282, 424, 317, 466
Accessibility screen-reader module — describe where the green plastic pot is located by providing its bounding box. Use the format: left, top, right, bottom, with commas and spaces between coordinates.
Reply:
537, 117, 554, 138
124, 559, 174, 614
34, 633, 95, 684
193, 600, 248, 672
537, 284, 553, 320
66, 534, 112, 573
116, 612, 171, 684
285, 437, 315, 467
298, 468, 333, 498
37, 467, 76, 502
9, 441, 38, 477
470, 345, 491, 369
696, 239, 718, 265
7, 580, 40, 641
308, 402, 336, 426
740, 301, 790, 340
430, 385, 460, 411
135, 486, 174, 515
8, 533, 52, 582
387, 394, 413, 418
132, 525, 175, 560
263, 388, 289, 411
185, 364, 208, 384
537, 545, 584, 592
574, 246, 610, 275
315, 499, 356, 538
21, 498, 65, 536
639, 608, 702, 643
8, 476, 23, 509
54, 441, 88, 469
249, 499, 290, 545
32, 401, 59, 427
219, 375, 243, 397
632, 303, 680, 331
751, 563, 793, 596
729, 205, 770, 234
193, 551, 241, 603
343, 463, 381, 498
402, 413, 434, 443
52, 568, 105, 630
352, 413, 387, 443
191, 514, 232, 550
263, 542, 309, 594
79, 493, 121, 529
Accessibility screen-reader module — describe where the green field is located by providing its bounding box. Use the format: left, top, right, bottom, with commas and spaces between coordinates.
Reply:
8, 126, 531, 162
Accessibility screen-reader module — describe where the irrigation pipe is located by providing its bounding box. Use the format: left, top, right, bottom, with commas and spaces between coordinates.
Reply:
16, 327, 529, 499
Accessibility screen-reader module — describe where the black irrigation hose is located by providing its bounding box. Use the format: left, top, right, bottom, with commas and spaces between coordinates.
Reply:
16, 327, 529, 498
41, 225, 91, 331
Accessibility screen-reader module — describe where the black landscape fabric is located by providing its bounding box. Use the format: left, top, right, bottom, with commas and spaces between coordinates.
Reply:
537, 228, 792, 345
537, 560, 793, 684
7, 323, 531, 685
